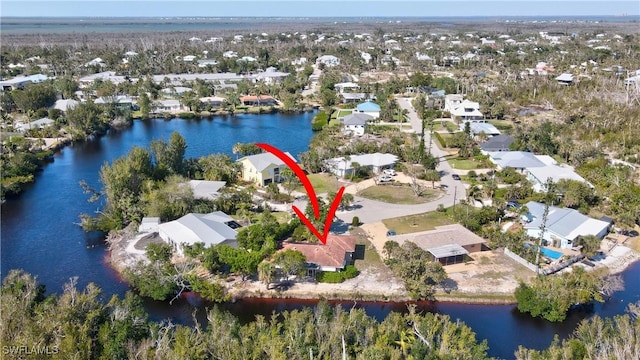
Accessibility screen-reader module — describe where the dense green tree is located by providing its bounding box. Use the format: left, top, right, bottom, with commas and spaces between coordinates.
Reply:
11, 83, 57, 112
384, 241, 447, 299
515, 267, 609, 322
138, 92, 151, 119
273, 249, 307, 279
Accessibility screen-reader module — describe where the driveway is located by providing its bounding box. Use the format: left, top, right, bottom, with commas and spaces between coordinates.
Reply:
396, 97, 467, 201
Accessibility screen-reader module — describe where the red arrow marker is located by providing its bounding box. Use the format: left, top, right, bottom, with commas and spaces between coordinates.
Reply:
292, 186, 345, 244
256, 143, 345, 244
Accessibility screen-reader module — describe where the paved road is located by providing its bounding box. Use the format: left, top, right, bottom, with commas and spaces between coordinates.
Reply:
329, 97, 467, 225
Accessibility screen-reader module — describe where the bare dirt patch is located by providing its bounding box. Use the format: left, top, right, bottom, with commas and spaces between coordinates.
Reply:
438, 250, 535, 300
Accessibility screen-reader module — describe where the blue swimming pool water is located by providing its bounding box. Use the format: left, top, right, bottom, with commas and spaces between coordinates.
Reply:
540, 247, 563, 260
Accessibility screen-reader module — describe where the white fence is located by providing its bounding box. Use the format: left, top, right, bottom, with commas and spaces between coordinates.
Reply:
504, 248, 538, 273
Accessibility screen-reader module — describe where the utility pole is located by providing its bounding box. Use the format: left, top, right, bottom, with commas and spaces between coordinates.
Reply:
535, 178, 555, 274
453, 185, 457, 217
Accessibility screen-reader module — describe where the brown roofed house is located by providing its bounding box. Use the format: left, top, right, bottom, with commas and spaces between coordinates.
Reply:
240, 95, 276, 106
281, 235, 357, 272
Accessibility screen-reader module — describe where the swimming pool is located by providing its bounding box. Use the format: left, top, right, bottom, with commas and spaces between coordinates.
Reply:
540, 247, 563, 260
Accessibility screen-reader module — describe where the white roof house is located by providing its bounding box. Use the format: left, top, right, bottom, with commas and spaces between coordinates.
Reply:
0, 74, 50, 90
522, 201, 610, 249
187, 180, 226, 200
487, 151, 590, 192
326, 153, 398, 178
158, 212, 239, 256
15, 117, 55, 132
316, 55, 340, 67
53, 99, 79, 112
450, 99, 483, 121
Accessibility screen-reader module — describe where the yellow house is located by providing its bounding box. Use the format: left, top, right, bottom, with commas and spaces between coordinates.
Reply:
237, 152, 296, 187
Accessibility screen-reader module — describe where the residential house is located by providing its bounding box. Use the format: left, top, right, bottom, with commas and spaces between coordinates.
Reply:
78, 72, 126, 88
326, 153, 398, 178
197, 59, 219, 68
479, 134, 515, 152
556, 73, 574, 85
158, 212, 240, 256
522, 201, 610, 249
161, 86, 192, 96
187, 180, 226, 200
341, 113, 372, 136
355, 101, 381, 119
340, 92, 367, 103
334, 82, 360, 93
53, 99, 79, 112
240, 95, 276, 106
15, 117, 55, 132
84, 57, 105, 67
388, 224, 487, 265
281, 235, 357, 273
0, 74, 49, 91
466, 121, 501, 138
254, 67, 290, 85
199, 96, 226, 109
450, 100, 484, 121
291, 57, 307, 66
154, 99, 184, 113
95, 95, 134, 109
138, 217, 160, 233
444, 94, 464, 112
238, 151, 296, 187
316, 55, 340, 67
487, 151, 590, 192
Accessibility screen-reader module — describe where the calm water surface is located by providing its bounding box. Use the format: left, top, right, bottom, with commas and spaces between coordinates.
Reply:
1, 112, 639, 359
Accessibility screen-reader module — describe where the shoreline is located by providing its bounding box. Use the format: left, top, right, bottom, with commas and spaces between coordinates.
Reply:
106, 227, 640, 306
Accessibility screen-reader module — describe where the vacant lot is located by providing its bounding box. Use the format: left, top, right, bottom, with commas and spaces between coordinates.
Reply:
358, 184, 439, 204
296, 173, 339, 195
382, 210, 454, 234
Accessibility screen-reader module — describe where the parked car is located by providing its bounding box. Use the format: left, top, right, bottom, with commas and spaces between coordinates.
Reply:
452, 174, 461, 180
378, 175, 394, 182
386, 230, 397, 237
383, 169, 397, 176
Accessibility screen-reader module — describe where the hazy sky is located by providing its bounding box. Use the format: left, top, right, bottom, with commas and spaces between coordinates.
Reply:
1, 0, 639, 17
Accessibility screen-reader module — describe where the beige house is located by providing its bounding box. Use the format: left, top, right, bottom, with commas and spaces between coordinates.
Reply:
238, 152, 296, 187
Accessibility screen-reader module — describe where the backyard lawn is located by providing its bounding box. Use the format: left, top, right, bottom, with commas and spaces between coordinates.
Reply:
447, 156, 493, 170
488, 119, 514, 131
296, 173, 338, 195
357, 184, 440, 204
335, 109, 353, 118
382, 211, 454, 234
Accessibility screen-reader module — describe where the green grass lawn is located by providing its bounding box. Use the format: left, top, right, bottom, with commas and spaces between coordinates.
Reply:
434, 120, 458, 132
488, 119, 514, 131
448, 158, 484, 170
296, 173, 338, 194
382, 211, 454, 234
357, 184, 440, 204
336, 109, 353, 118
328, 118, 341, 126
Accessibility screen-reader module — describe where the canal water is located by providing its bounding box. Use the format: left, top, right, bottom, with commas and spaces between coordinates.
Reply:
1, 112, 638, 359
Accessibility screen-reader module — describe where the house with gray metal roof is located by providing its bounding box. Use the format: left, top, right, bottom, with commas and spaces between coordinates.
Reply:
238, 151, 296, 187
522, 201, 610, 249
480, 134, 514, 152
340, 113, 373, 136
158, 212, 240, 256
487, 151, 589, 192
325, 153, 398, 178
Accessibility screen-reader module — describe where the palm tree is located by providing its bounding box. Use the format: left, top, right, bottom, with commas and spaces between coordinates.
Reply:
257, 262, 276, 290
424, 169, 441, 189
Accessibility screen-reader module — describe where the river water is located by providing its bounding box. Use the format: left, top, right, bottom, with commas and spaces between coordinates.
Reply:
1, 113, 638, 359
